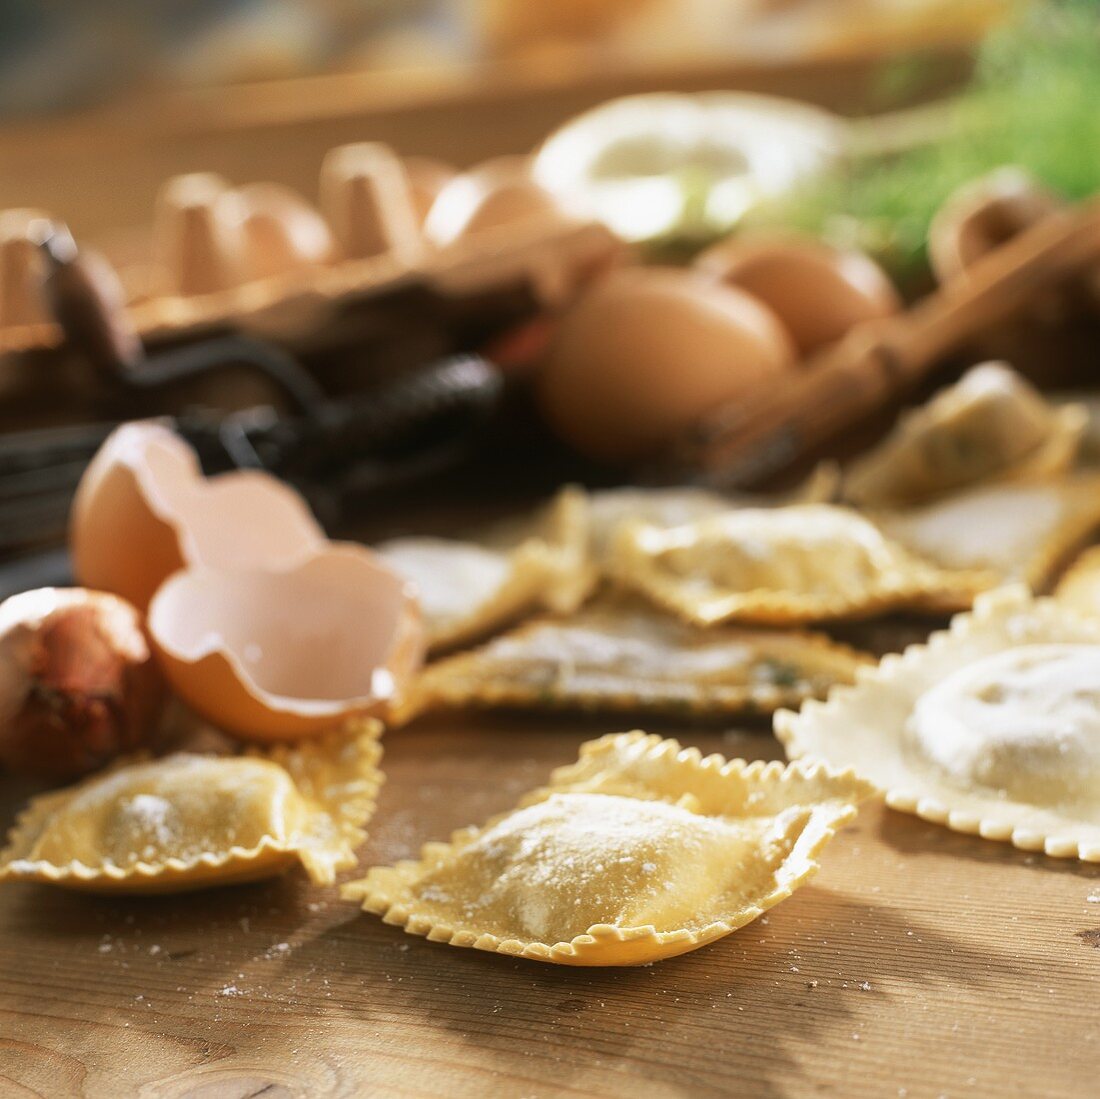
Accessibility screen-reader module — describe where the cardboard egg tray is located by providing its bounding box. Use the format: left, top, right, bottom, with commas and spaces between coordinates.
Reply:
0, 142, 619, 357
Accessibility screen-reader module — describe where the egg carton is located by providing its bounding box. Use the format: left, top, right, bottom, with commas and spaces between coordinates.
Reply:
0, 143, 619, 356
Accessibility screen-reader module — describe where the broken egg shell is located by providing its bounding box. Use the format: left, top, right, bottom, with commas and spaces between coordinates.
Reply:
0, 587, 164, 779
70, 424, 191, 612
424, 156, 564, 248
70, 422, 325, 610
694, 235, 900, 356
537, 266, 796, 464
147, 546, 424, 741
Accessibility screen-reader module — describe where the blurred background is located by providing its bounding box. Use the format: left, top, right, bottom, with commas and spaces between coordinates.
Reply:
0, 0, 1096, 572
0, 0, 1002, 239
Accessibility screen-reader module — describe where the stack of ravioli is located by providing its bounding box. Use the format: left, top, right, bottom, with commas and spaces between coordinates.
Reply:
389, 363, 1100, 727
347, 361, 1100, 959
3, 361, 1100, 966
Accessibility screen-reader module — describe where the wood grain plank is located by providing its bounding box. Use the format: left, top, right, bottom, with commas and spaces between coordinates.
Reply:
2, 717, 1099, 1098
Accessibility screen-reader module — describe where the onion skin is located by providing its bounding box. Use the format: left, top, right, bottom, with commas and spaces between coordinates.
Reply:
0, 589, 163, 779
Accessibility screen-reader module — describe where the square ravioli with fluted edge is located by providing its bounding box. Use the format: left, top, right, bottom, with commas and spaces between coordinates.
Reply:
608, 504, 994, 626
377, 487, 595, 652
776, 586, 1100, 861
0, 721, 383, 893
343, 730, 872, 966
395, 595, 872, 723
840, 362, 1085, 510
873, 472, 1100, 600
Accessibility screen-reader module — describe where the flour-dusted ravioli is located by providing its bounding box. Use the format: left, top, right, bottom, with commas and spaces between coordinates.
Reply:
608, 504, 992, 626
776, 587, 1100, 860
397, 596, 871, 722
0, 722, 383, 892
875, 474, 1100, 599
1056, 546, 1100, 616
583, 469, 840, 569
343, 731, 872, 965
377, 488, 596, 651
843, 363, 1085, 509
585, 486, 735, 565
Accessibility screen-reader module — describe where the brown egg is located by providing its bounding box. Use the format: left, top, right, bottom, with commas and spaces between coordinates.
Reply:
70, 422, 325, 610
536, 267, 796, 464
424, 155, 564, 247
148, 548, 423, 740
695, 235, 900, 356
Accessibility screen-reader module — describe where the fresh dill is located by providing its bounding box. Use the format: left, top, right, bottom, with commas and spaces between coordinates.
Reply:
755, 0, 1100, 288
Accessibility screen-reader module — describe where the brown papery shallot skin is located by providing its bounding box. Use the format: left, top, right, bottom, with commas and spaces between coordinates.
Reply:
0, 589, 163, 780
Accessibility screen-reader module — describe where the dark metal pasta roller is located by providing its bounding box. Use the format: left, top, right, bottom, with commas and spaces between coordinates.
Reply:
0, 224, 504, 574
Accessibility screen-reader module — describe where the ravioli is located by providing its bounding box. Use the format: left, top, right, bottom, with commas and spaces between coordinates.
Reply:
1056, 546, 1100, 616
875, 474, 1100, 598
0, 722, 383, 892
775, 586, 1100, 860
608, 504, 992, 626
343, 730, 872, 965
843, 363, 1085, 508
585, 486, 734, 565
397, 596, 871, 722
1056, 391, 1100, 465
377, 488, 595, 651
582, 468, 840, 568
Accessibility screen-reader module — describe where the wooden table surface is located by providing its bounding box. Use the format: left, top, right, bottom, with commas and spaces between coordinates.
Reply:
2, 705, 1098, 1098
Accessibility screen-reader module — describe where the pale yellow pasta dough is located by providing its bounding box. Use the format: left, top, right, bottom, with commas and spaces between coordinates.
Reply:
581, 469, 840, 569
378, 487, 595, 650
776, 587, 1100, 860
585, 486, 733, 563
397, 596, 871, 721
909, 645, 1100, 805
407, 792, 781, 942
609, 504, 991, 625
0, 723, 383, 892
28, 756, 303, 868
874, 474, 1100, 596
843, 363, 1085, 508
344, 730, 871, 965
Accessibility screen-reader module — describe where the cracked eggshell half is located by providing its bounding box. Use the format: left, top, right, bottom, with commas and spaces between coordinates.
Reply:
147, 546, 424, 741
70, 422, 326, 610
